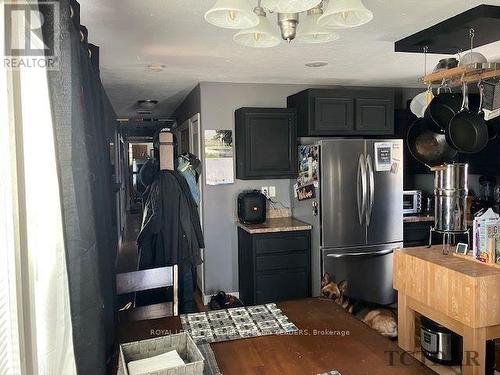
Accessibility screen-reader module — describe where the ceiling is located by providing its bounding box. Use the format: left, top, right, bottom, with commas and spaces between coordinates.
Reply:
80, 0, 500, 120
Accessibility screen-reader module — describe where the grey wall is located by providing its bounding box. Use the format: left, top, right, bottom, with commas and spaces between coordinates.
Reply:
199, 82, 322, 294
171, 81, 421, 296
171, 84, 201, 125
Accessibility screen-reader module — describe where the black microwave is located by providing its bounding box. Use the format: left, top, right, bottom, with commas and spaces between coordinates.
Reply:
403, 190, 422, 215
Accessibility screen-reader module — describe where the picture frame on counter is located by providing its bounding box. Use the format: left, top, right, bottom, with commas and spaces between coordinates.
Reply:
456, 242, 469, 255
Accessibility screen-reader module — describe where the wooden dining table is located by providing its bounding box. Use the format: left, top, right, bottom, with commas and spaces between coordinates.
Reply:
118, 298, 437, 375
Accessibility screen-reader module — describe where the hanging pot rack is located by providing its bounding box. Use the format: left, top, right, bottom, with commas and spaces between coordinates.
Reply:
422, 62, 500, 87
421, 27, 500, 87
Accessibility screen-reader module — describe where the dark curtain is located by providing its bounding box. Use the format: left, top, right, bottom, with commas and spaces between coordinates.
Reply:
45, 0, 118, 373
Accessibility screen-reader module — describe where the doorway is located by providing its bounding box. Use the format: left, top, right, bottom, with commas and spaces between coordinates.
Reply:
176, 113, 205, 297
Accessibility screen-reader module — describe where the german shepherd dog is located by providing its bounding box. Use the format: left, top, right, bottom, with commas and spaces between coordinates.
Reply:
321, 272, 398, 338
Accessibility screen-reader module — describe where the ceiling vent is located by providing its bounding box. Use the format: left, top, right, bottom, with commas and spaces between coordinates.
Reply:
305, 61, 328, 67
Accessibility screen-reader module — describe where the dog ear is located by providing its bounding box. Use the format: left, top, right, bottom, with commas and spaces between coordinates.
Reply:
338, 280, 348, 294
321, 273, 331, 286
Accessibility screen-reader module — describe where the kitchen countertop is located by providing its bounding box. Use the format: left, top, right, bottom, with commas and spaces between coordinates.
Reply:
403, 214, 434, 223
236, 217, 312, 234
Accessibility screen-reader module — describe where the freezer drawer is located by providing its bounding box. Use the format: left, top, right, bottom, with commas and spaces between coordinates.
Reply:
321, 243, 401, 305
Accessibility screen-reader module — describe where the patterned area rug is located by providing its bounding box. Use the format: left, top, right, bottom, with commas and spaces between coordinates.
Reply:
180, 303, 299, 344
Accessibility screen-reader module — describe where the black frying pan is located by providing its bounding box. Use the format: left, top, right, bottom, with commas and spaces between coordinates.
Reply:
447, 82, 489, 154
425, 92, 462, 132
425, 88, 481, 133
407, 118, 458, 167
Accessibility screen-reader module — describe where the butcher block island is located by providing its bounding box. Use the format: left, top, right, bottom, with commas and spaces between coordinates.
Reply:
394, 246, 500, 375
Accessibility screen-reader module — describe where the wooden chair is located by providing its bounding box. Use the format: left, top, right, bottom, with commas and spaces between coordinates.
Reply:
116, 265, 178, 322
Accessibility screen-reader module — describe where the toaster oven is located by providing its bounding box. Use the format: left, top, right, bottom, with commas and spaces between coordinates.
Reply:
403, 190, 422, 215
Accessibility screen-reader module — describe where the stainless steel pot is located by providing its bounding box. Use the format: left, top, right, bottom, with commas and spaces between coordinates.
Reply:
432, 163, 468, 232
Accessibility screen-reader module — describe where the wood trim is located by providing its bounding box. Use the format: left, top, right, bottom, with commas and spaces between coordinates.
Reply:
462, 326, 487, 375
397, 294, 416, 352
422, 64, 500, 86
116, 266, 174, 295
485, 324, 500, 340
119, 302, 174, 322
406, 296, 466, 336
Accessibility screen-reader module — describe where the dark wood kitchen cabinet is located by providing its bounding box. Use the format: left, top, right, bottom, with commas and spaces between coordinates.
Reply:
238, 228, 311, 305
313, 95, 354, 134
403, 221, 434, 247
235, 107, 297, 180
355, 97, 393, 134
287, 88, 394, 136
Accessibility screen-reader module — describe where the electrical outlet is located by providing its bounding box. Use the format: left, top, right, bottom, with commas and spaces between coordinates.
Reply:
269, 186, 276, 198
261, 186, 269, 198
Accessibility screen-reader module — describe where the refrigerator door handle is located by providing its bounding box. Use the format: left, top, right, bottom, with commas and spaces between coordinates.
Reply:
366, 154, 375, 227
357, 154, 367, 225
326, 248, 393, 258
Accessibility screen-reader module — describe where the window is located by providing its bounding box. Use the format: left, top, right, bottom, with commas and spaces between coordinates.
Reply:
0, 14, 22, 373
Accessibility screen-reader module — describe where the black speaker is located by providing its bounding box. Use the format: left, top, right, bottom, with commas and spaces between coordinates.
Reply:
237, 190, 266, 224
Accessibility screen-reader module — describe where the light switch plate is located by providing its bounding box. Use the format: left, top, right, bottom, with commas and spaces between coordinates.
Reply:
269, 186, 276, 198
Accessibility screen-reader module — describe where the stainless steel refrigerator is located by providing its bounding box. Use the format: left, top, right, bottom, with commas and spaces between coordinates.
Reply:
292, 139, 403, 305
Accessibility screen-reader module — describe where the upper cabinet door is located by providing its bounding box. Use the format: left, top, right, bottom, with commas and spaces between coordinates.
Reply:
287, 88, 395, 137
235, 108, 297, 180
355, 98, 394, 135
313, 97, 354, 135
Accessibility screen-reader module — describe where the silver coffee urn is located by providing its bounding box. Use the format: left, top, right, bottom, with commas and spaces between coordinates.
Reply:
430, 163, 469, 254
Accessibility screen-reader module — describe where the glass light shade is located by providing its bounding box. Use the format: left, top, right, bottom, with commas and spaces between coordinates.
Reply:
317, 0, 373, 28
233, 14, 281, 48
262, 0, 321, 13
296, 12, 339, 43
204, 0, 259, 29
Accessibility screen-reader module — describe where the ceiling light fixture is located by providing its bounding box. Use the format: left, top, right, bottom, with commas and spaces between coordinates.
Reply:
278, 12, 299, 42
295, 5, 339, 43
317, 0, 373, 28
137, 100, 158, 110
233, 5, 281, 48
205, 0, 373, 47
147, 63, 166, 72
204, 0, 259, 29
262, 0, 321, 13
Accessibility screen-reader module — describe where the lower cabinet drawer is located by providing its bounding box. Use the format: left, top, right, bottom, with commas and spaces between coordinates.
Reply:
255, 252, 309, 272
254, 232, 309, 255
255, 269, 309, 304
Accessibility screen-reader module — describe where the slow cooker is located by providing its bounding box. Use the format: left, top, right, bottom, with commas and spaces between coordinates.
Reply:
420, 316, 462, 366
420, 316, 496, 373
